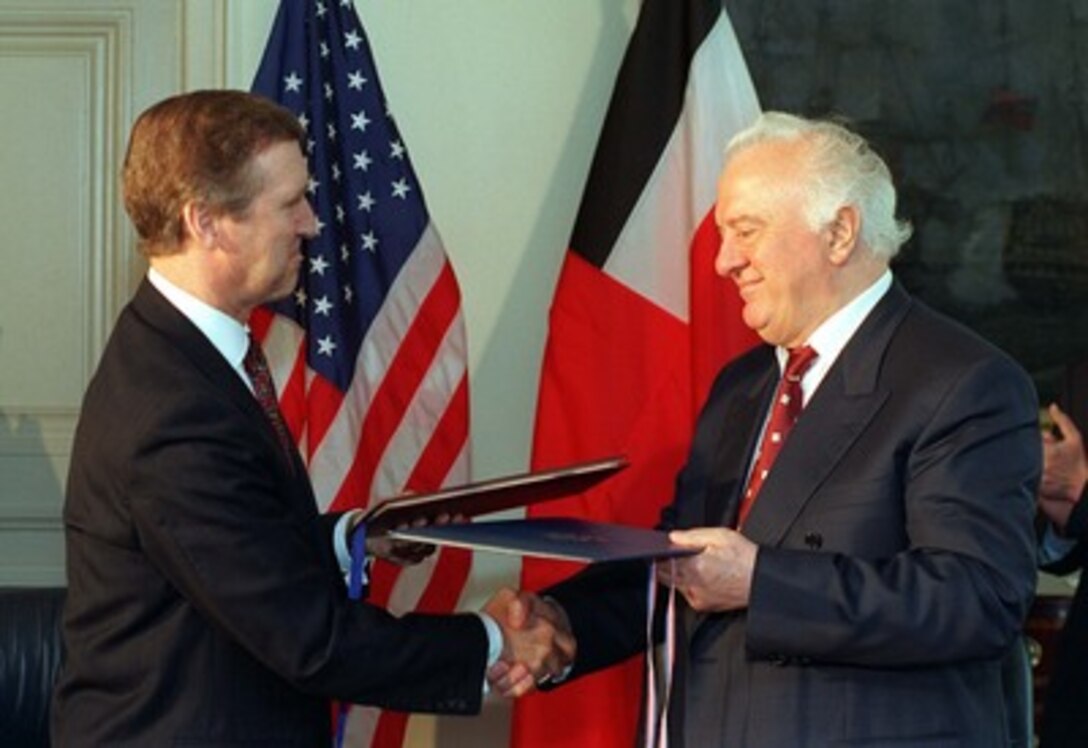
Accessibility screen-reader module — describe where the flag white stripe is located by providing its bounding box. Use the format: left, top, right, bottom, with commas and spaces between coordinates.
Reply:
686, 10, 761, 222
604, 11, 760, 320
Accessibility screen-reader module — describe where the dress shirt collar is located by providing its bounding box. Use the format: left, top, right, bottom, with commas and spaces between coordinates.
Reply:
775, 269, 893, 400
147, 267, 251, 381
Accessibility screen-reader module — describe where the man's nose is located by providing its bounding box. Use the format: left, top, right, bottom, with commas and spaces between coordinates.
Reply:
300, 202, 319, 238
714, 235, 744, 278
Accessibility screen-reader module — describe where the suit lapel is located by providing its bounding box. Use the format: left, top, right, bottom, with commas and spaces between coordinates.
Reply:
130, 279, 305, 485
740, 283, 913, 545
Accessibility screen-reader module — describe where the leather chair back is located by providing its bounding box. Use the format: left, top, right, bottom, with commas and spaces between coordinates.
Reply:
0, 588, 65, 747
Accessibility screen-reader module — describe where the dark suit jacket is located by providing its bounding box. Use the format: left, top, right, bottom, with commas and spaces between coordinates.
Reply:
1038, 358, 1088, 748
547, 282, 1040, 747
51, 280, 488, 747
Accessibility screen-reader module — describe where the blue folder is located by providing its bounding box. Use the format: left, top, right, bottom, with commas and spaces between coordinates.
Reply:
389, 517, 700, 563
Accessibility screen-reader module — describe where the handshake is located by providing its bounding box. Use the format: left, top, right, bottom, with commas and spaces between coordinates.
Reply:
480, 588, 576, 698
373, 521, 576, 697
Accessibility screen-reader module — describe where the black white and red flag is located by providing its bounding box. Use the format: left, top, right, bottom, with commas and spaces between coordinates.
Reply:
514, 1, 761, 745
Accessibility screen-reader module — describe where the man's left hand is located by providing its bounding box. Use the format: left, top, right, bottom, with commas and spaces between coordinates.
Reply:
365, 513, 464, 566
657, 527, 757, 611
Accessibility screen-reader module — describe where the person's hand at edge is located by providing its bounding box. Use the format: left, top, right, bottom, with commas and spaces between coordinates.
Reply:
1039, 404, 1088, 534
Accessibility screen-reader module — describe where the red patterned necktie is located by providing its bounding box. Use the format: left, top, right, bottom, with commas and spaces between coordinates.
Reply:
243, 334, 296, 465
736, 345, 818, 527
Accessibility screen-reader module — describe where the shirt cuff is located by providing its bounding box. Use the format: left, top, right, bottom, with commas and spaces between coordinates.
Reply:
476, 612, 503, 696
1039, 521, 1078, 564
477, 611, 502, 667
333, 509, 365, 573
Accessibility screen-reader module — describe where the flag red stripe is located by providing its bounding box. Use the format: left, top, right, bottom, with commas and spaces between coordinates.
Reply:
403, 376, 470, 494
366, 374, 470, 610
370, 711, 409, 748
406, 381, 473, 617
302, 375, 347, 460
281, 351, 311, 447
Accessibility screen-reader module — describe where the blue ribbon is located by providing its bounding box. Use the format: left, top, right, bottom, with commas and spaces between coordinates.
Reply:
336, 521, 368, 748
348, 521, 367, 601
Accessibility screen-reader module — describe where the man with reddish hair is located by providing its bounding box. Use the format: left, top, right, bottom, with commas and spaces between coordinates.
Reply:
52, 90, 570, 746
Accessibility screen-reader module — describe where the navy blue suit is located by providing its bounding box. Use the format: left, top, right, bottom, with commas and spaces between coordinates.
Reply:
548, 282, 1040, 747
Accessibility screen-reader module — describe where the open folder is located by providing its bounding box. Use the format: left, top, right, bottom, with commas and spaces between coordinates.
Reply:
390, 518, 700, 563
361, 456, 627, 533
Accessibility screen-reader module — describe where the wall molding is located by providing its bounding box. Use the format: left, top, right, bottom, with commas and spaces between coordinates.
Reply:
0, 506, 63, 530
0, 407, 78, 454
0, 0, 232, 593
0, 7, 133, 375
181, 0, 228, 90
0, 566, 66, 588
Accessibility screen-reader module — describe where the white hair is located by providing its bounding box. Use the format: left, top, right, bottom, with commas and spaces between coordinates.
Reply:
724, 111, 913, 260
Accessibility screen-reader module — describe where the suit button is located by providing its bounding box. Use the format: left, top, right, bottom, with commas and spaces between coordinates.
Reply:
804, 532, 823, 549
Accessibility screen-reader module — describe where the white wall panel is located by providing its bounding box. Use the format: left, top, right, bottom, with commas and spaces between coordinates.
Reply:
0, 0, 218, 586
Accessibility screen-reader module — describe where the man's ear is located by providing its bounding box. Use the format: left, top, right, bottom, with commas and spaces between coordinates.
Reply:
180, 200, 219, 248
826, 204, 860, 265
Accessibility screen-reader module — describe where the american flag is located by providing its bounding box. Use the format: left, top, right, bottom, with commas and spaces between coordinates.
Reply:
251, 1, 472, 745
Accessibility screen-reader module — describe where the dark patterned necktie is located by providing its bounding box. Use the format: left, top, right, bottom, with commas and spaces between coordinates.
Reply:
242, 334, 296, 465
737, 345, 818, 527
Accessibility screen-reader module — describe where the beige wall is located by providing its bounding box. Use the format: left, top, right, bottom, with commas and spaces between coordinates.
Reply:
0, 0, 226, 585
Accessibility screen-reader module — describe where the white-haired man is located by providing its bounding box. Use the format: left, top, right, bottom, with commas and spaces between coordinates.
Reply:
496, 112, 1041, 747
